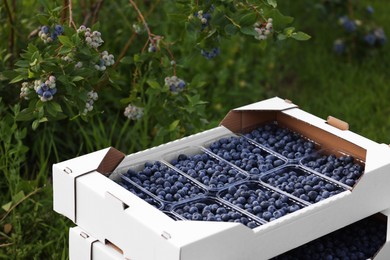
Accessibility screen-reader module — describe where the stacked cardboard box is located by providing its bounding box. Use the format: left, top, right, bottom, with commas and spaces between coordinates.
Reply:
53, 97, 390, 259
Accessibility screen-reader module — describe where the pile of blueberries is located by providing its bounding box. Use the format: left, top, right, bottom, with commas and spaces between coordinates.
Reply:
122, 161, 205, 203
208, 136, 285, 174
273, 216, 386, 259
301, 153, 364, 187
261, 167, 345, 204
244, 123, 317, 160
169, 152, 246, 190
118, 181, 162, 209
172, 198, 260, 229
219, 182, 302, 221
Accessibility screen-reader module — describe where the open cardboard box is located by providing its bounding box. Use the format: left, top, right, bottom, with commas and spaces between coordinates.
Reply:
68, 209, 390, 260
53, 97, 390, 259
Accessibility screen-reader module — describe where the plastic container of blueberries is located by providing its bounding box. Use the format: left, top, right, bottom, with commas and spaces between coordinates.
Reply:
116, 160, 208, 207
162, 146, 249, 193
299, 148, 365, 188
117, 176, 164, 210
238, 121, 321, 164
169, 195, 265, 228
260, 164, 349, 205
217, 180, 308, 223
201, 133, 288, 177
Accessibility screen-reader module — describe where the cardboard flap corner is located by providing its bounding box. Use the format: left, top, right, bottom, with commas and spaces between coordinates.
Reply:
220, 97, 298, 133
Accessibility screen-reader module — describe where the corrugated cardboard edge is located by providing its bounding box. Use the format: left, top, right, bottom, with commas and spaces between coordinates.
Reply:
97, 147, 125, 176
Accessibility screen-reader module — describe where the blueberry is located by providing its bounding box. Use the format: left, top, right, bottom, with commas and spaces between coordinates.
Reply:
41, 25, 49, 34
55, 24, 64, 34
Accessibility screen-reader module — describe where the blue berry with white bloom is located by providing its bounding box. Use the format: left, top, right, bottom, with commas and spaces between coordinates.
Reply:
366, 5, 374, 15
364, 33, 376, 46
333, 39, 346, 55
339, 16, 357, 33
165, 76, 186, 93
201, 47, 220, 59
34, 76, 57, 102
38, 25, 64, 43
374, 28, 387, 45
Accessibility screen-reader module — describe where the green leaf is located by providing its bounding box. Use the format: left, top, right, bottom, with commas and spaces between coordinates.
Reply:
10, 74, 25, 84
12, 190, 26, 204
224, 24, 238, 35
146, 79, 161, 89
240, 26, 256, 36
239, 13, 257, 27
265, 9, 294, 31
15, 60, 30, 68
284, 27, 296, 36
72, 76, 84, 82
2, 201, 12, 212
58, 36, 74, 47
277, 34, 287, 41
32, 119, 40, 130
291, 31, 311, 41
267, 0, 277, 8
39, 117, 48, 123
120, 97, 133, 104
119, 56, 133, 65
16, 107, 35, 121
168, 120, 180, 132
46, 101, 63, 113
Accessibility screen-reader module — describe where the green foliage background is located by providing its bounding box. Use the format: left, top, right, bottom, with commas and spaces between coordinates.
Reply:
0, 0, 389, 258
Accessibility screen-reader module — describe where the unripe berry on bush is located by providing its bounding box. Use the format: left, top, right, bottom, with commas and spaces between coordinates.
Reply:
77, 25, 104, 49
124, 104, 144, 120
20, 82, 34, 100
83, 91, 98, 115
75, 61, 83, 69
254, 19, 273, 41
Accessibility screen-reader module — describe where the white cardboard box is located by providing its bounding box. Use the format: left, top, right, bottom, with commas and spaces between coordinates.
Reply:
53, 97, 390, 259
69, 226, 123, 260
68, 210, 390, 260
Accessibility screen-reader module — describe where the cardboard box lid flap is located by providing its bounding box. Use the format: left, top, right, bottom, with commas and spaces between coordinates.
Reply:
220, 97, 298, 133
233, 97, 297, 111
